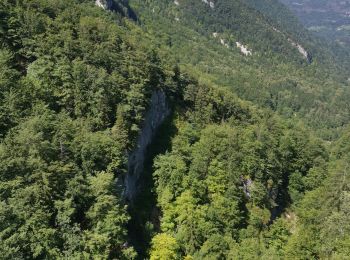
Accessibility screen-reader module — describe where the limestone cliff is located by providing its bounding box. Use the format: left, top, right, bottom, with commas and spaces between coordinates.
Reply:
124, 91, 170, 201
95, 0, 113, 10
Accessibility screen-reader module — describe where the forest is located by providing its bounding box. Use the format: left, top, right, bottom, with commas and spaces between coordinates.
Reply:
281, 0, 350, 47
0, 0, 350, 259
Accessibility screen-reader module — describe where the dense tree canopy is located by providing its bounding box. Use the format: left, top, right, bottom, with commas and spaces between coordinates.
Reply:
0, 0, 350, 259
0, 0, 181, 258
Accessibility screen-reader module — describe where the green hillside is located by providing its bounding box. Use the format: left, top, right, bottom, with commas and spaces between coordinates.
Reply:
245, 0, 350, 65
0, 0, 350, 259
281, 0, 350, 46
129, 0, 350, 139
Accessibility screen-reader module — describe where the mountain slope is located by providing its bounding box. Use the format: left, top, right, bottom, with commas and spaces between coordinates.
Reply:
0, 0, 179, 258
281, 0, 350, 46
121, 0, 350, 258
1, 0, 350, 259
129, 0, 350, 139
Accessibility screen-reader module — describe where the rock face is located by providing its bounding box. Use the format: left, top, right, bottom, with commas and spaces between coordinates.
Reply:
202, 0, 215, 9
288, 38, 312, 63
124, 91, 170, 201
236, 42, 252, 56
95, 0, 113, 10
272, 26, 312, 62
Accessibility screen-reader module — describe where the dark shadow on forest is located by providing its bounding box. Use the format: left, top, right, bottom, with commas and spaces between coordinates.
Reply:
127, 112, 178, 259
112, 0, 138, 21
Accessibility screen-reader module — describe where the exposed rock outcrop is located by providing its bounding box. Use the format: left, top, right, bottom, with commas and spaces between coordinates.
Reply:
124, 91, 170, 201
202, 0, 215, 9
288, 38, 312, 63
95, 0, 113, 10
272, 26, 312, 62
236, 42, 252, 56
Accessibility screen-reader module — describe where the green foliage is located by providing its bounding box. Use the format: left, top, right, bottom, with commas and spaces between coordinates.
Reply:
1, 0, 350, 259
152, 83, 327, 258
0, 0, 181, 258
130, 0, 350, 139
150, 233, 180, 260
284, 137, 350, 258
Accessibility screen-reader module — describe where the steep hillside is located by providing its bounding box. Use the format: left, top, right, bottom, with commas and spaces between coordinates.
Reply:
243, 0, 309, 40
130, 0, 350, 139
0, 0, 178, 258
245, 0, 350, 71
1, 0, 350, 259
281, 0, 350, 46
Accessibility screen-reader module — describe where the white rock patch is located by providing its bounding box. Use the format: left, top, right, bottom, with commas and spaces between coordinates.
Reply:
174, 0, 179, 6
236, 42, 252, 56
220, 39, 229, 48
288, 39, 309, 60
95, 0, 106, 9
272, 26, 281, 33
202, 0, 215, 9
95, 0, 112, 10
272, 26, 310, 61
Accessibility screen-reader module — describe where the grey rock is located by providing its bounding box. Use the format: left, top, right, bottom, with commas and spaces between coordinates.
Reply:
95, 0, 113, 10
124, 90, 170, 201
